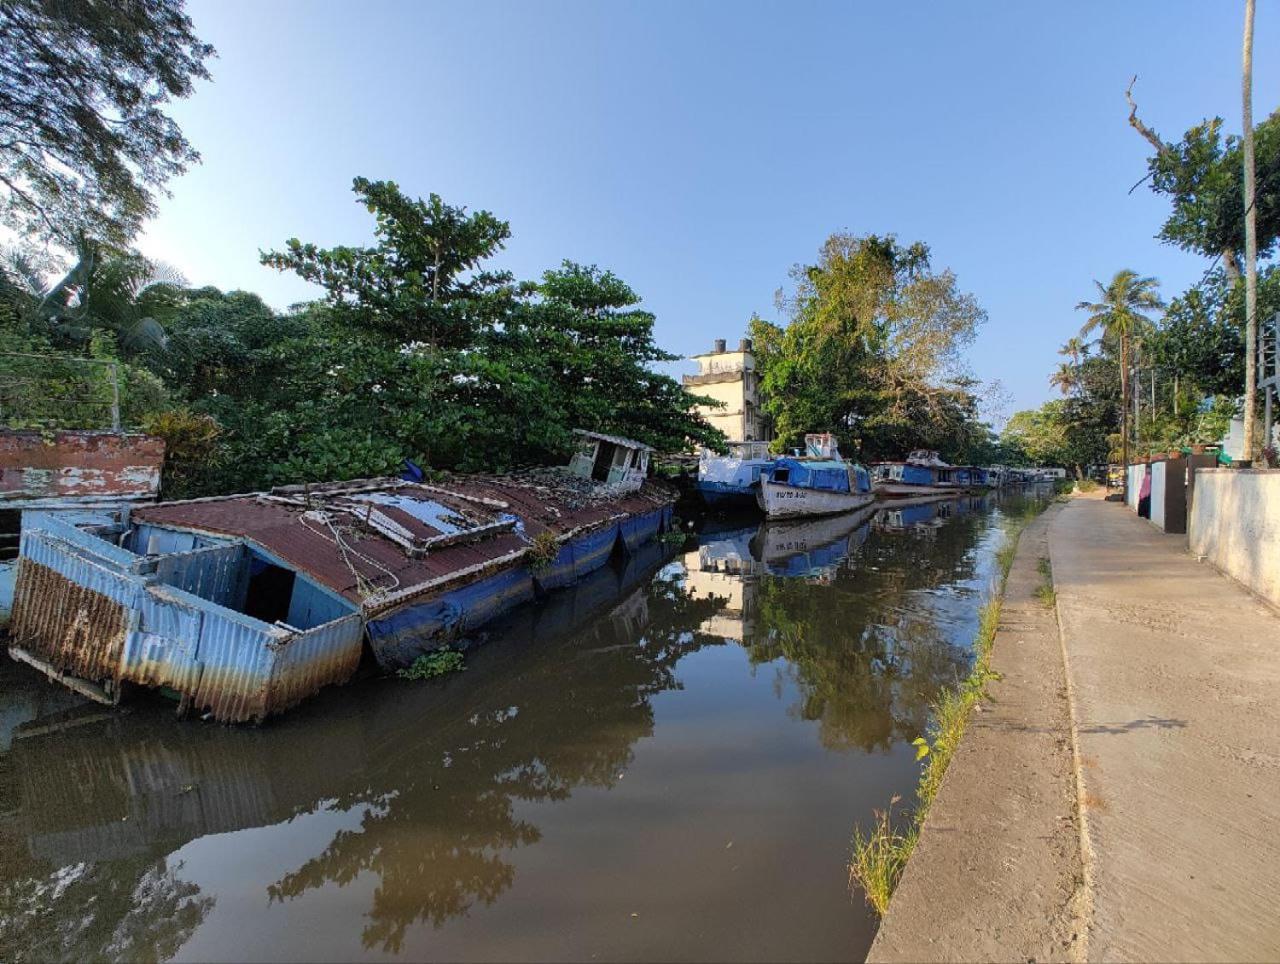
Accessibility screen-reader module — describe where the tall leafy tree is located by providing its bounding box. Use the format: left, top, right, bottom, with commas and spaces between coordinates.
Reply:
262, 177, 512, 347
0, 0, 214, 249
750, 233, 986, 459
1076, 270, 1164, 488
520, 261, 724, 452
1126, 81, 1280, 281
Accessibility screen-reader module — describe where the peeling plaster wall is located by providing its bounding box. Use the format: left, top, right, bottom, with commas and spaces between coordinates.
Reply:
0, 431, 164, 503
1189, 469, 1280, 608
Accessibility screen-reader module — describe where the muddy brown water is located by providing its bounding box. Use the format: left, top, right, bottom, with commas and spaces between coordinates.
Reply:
0, 491, 1046, 962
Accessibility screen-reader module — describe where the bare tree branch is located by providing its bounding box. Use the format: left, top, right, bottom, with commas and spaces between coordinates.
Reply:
1125, 75, 1175, 159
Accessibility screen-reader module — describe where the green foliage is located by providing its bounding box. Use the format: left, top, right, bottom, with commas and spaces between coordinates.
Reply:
1142, 112, 1280, 266
396, 649, 465, 680
525, 532, 560, 573
751, 233, 990, 462
0, 0, 214, 248
0, 175, 725, 496
262, 177, 513, 347
1076, 269, 1164, 357
138, 409, 222, 500
521, 262, 725, 453
1035, 557, 1056, 608
848, 795, 916, 917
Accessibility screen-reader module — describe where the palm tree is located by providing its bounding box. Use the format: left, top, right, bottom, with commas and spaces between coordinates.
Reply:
1049, 362, 1076, 396
7, 238, 184, 357
1077, 270, 1164, 498
1059, 336, 1088, 368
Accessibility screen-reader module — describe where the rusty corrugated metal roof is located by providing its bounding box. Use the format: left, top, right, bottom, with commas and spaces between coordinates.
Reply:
133, 474, 674, 609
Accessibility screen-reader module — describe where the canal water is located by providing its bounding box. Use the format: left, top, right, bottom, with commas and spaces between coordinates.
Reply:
0, 492, 1046, 962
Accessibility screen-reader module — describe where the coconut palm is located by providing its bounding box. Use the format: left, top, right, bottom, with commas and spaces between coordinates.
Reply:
1049, 362, 1076, 396
1058, 336, 1089, 368
6, 237, 184, 357
1077, 270, 1164, 496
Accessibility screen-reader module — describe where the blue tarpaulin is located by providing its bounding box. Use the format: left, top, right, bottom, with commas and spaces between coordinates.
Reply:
769, 458, 870, 494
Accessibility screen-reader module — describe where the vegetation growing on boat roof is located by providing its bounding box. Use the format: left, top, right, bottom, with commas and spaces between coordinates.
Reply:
525, 532, 561, 573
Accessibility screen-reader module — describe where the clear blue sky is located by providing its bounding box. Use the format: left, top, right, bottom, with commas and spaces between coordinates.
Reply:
138, 0, 1278, 423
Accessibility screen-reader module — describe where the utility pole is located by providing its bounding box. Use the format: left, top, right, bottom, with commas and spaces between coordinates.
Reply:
1242, 0, 1258, 461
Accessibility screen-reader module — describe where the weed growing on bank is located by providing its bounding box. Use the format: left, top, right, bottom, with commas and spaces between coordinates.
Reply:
1035, 557, 1056, 608
850, 507, 1046, 916
849, 796, 917, 916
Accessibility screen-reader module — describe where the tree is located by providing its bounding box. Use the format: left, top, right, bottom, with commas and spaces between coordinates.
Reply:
261, 177, 513, 347
519, 261, 724, 453
1126, 81, 1280, 282
0, 0, 214, 248
4, 239, 185, 357
1076, 270, 1164, 493
257, 179, 721, 484
1049, 362, 1076, 396
1002, 403, 1070, 468
750, 233, 987, 459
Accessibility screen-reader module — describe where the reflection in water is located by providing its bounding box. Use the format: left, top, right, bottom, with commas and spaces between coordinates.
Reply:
687, 495, 1014, 753
0, 493, 1044, 962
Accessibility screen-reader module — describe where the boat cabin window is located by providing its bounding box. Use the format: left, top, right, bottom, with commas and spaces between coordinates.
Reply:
772, 467, 790, 484
591, 441, 618, 482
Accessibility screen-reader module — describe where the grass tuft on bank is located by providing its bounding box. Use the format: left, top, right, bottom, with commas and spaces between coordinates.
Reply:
849, 508, 1046, 916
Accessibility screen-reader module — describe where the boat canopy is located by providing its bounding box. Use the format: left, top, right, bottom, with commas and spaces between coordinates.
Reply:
769, 458, 871, 494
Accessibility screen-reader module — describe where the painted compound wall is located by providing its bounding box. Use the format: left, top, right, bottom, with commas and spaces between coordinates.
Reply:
1189, 469, 1280, 608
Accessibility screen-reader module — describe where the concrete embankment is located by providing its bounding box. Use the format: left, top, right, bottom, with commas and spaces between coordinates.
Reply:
869, 492, 1280, 962
869, 503, 1085, 962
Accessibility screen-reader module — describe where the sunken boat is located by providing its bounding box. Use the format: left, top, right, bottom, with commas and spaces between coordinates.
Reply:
7, 430, 675, 723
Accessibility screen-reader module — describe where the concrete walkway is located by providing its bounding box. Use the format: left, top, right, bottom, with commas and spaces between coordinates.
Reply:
1052, 495, 1280, 962
869, 494, 1280, 962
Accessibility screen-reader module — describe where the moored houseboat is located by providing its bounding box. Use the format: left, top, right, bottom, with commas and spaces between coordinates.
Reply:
695, 440, 774, 510
7, 430, 675, 723
870, 449, 959, 498
756, 434, 875, 519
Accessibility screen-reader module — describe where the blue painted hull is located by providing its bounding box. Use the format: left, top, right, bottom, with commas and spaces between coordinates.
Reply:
697, 480, 760, 510
365, 505, 673, 671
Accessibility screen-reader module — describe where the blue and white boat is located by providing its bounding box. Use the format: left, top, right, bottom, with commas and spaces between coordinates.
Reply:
870, 450, 959, 499
756, 434, 875, 519
696, 440, 774, 510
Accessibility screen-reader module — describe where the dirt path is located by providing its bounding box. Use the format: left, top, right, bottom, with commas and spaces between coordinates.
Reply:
1050, 496, 1280, 961
869, 504, 1085, 962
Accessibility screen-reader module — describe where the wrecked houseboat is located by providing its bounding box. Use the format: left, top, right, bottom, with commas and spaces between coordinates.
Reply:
7, 430, 675, 723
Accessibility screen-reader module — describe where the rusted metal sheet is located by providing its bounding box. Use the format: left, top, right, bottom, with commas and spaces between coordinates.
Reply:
266, 612, 365, 714
132, 475, 676, 608
10, 519, 142, 682
10, 514, 364, 724
0, 430, 164, 505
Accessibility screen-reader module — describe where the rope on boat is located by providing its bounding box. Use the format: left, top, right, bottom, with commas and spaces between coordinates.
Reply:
299, 510, 402, 604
